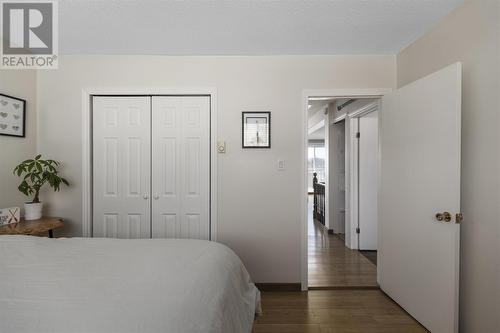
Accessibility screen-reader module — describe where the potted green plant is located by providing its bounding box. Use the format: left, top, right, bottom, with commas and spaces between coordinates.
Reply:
13, 154, 69, 220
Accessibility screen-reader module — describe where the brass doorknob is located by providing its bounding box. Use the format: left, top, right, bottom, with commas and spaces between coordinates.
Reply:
436, 212, 452, 222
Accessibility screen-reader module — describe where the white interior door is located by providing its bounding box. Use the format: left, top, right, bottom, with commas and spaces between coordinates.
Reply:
151, 96, 210, 239
379, 63, 461, 333
358, 110, 378, 250
93, 97, 151, 238
329, 121, 346, 235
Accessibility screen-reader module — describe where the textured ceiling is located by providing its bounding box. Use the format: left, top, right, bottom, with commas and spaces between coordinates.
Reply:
59, 0, 464, 55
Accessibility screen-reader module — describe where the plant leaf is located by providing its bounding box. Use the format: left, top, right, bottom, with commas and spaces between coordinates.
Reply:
14, 155, 69, 197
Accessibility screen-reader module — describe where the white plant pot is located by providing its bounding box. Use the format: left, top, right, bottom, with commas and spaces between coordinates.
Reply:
24, 202, 43, 220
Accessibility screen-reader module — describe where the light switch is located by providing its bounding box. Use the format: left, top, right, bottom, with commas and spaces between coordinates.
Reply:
217, 141, 226, 153
277, 159, 285, 170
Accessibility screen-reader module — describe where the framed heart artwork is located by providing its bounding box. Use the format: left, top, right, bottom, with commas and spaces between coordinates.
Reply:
0, 93, 26, 138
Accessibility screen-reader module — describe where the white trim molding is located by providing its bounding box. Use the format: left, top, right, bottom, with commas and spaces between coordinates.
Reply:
301, 88, 391, 291
347, 100, 380, 119
333, 113, 346, 124
81, 87, 219, 241
308, 119, 325, 136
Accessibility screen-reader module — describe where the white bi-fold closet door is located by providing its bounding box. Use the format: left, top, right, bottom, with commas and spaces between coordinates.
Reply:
93, 96, 210, 240
151, 96, 210, 239
93, 97, 151, 238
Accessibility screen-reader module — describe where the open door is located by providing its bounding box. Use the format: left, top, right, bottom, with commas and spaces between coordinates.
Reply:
379, 63, 461, 333
359, 110, 379, 250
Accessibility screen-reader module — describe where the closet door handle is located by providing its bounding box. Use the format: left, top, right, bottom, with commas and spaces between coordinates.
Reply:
143, 194, 149, 200
153, 194, 159, 200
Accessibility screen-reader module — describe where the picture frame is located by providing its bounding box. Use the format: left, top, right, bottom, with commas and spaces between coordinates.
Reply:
0, 93, 26, 138
0, 207, 20, 226
242, 111, 271, 148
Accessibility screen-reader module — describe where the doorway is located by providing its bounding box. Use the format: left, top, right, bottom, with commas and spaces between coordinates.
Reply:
302, 64, 462, 333
302, 90, 390, 290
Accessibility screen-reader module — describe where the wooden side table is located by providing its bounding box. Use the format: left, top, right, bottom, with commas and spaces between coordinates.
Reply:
0, 217, 64, 238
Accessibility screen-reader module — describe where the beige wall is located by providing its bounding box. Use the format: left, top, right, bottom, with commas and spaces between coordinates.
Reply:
397, 1, 499, 331
0, 70, 37, 208
36, 55, 395, 282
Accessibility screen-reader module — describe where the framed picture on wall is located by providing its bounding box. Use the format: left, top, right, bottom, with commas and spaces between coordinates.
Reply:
0, 94, 26, 138
242, 111, 271, 148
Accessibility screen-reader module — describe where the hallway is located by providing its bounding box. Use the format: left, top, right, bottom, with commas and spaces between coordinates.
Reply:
308, 195, 377, 288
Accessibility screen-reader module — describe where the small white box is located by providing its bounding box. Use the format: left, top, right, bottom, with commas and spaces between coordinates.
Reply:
0, 207, 21, 226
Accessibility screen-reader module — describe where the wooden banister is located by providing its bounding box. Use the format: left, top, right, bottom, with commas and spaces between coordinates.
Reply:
313, 172, 325, 225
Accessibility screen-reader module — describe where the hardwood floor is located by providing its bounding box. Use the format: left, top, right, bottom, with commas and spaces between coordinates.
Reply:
250, 197, 427, 332
359, 250, 377, 265
252, 290, 428, 333
308, 195, 377, 288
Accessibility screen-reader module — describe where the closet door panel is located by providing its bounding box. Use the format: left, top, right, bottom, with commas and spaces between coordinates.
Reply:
93, 97, 151, 238
152, 96, 210, 239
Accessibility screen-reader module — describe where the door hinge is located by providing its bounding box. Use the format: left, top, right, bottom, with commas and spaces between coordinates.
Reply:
356, 227, 360, 234
356, 132, 360, 138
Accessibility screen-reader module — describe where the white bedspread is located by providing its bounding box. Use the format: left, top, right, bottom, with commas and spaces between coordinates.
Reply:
0, 236, 260, 333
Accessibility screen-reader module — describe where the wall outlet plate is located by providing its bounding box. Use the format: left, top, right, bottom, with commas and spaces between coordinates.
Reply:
277, 159, 285, 170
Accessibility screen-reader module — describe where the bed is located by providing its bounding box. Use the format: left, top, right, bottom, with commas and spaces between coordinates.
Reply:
0, 236, 261, 333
